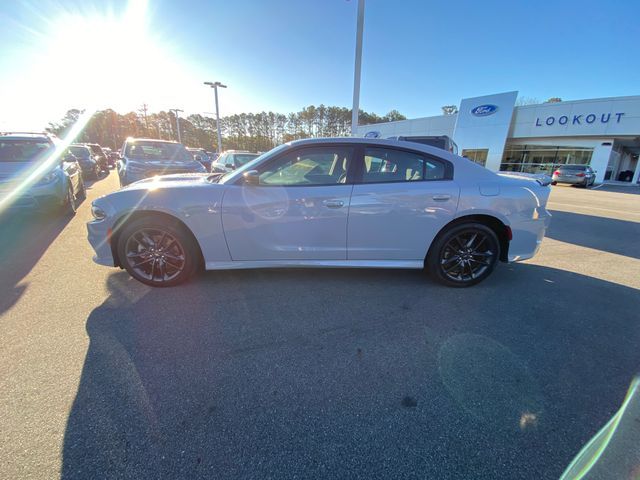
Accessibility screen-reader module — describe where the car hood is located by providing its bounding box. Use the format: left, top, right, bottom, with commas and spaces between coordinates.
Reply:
0, 162, 57, 180
121, 173, 213, 191
128, 159, 204, 169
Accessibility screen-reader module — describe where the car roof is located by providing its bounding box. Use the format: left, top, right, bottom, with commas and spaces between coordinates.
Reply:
286, 137, 457, 159
0, 132, 54, 142
126, 138, 180, 144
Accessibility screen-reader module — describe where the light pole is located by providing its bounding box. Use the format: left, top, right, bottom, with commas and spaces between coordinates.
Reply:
169, 108, 184, 143
204, 81, 227, 153
351, 0, 365, 136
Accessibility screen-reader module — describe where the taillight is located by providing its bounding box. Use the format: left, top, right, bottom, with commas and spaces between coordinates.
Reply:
575, 173, 585, 177
553, 170, 560, 175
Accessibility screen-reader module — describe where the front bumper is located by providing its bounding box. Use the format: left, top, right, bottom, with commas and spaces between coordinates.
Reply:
87, 218, 115, 266
0, 177, 66, 210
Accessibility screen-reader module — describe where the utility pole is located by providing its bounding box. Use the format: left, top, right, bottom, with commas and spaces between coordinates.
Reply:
351, 0, 365, 136
138, 103, 149, 135
169, 108, 184, 143
204, 81, 227, 153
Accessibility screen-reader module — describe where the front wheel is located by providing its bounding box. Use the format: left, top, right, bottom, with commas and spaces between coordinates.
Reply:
426, 223, 500, 287
117, 217, 200, 287
61, 183, 77, 217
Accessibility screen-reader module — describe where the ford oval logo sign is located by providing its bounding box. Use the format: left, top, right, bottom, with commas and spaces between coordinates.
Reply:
471, 104, 498, 116
364, 130, 381, 138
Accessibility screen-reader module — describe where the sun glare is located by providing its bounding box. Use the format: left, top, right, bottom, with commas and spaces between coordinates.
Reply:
29, 0, 189, 116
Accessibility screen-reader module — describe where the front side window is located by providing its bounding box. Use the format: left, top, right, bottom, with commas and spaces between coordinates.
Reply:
258, 146, 353, 186
361, 147, 446, 183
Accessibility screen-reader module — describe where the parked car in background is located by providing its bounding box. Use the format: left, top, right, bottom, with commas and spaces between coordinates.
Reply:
551, 164, 596, 187
117, 138, 206, 187
68, 144, 100, 179
108, 151, 120, 166
101, 147, 116, 168
386, 135, 459, 155
89, 137, 551, 288
186, 147, 212, 171
0, 132, 85, 215
210, 150, 260, 173
84, 143, 110, 172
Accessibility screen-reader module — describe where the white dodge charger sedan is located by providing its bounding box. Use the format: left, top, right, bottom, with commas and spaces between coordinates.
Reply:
87, 138, 551, 287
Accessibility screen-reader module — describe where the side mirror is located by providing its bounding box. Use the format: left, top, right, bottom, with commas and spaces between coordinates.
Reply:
195, 155, 202, 162
243, 170, 260, 185
225, 163, 235, 170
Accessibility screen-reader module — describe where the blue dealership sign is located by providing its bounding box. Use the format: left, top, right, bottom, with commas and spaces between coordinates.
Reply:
471, 104, 498, 116
535, 112, 625, 127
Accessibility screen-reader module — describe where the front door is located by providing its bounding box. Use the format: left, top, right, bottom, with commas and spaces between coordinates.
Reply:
221, 145, 355, 261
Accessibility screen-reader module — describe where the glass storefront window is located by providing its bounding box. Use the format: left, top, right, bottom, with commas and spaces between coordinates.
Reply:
500, 145, 593, 174
461, 149, 488, 167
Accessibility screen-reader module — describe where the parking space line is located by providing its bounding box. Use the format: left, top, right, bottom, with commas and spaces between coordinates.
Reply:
548, 202, 640, 218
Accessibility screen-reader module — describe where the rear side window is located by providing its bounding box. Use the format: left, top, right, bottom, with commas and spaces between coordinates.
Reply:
361, 147, 446, 183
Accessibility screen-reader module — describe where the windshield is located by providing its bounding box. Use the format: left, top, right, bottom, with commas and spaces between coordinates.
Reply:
88, 145, 104, 156
125, 142, 192, 162
0, 139, 52, 163
233, 153, 259, 166
559, 165, 587, 170
218, 144, 289, 183
69, 146, 91, 158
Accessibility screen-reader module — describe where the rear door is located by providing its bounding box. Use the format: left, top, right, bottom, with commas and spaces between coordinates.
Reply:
221, 145, 356, 261
347, 145, 459, 260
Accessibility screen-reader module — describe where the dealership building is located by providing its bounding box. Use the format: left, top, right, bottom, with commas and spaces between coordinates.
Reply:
356, 91, 640, 184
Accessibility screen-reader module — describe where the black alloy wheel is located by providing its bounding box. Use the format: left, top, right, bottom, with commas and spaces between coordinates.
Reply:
118, 218, 199, 287
427, 223, 500, 287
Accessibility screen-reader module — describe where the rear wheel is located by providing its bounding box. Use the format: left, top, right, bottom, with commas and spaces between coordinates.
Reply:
426, 223, 500, 287
117, 217, 199, 287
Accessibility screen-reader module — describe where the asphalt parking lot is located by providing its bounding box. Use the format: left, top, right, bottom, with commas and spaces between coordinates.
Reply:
1, 174, 639, 479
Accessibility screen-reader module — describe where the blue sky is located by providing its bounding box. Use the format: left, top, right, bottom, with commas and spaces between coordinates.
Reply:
1, 0, 638, 129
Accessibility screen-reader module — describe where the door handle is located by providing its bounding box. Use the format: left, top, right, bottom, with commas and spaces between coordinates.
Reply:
323, 199, 344, 208
432, 194, 451, 201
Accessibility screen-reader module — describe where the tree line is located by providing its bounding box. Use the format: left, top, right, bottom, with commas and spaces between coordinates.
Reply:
47, 106, 407, 152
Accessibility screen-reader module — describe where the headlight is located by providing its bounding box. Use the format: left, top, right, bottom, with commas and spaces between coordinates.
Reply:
36, 171, 59, 185
91, 204, 106, 220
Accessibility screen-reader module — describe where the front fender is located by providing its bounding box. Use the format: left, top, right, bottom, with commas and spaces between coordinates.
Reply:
100, 183, 232, 264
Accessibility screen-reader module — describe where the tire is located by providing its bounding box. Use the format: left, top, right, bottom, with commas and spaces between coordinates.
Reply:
77, 178, 86, 201
551, 181, 557, 186
117, 217, 199, 287
426, 223, 500, 287
61, 183, 77, 217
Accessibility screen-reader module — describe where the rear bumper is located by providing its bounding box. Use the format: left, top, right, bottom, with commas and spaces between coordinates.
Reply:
552, 175, 588, 185
507, 208, 552, 262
